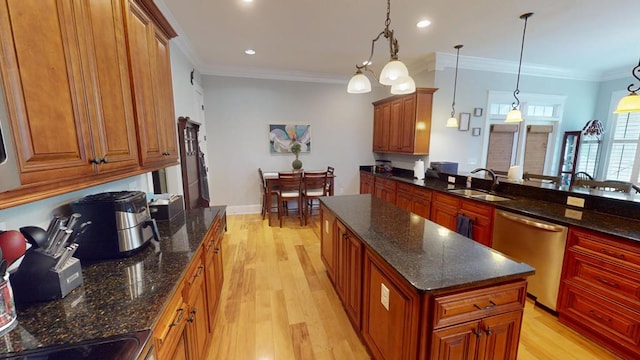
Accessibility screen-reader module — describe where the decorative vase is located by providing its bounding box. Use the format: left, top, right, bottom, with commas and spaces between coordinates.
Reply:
292, 156, 303, 170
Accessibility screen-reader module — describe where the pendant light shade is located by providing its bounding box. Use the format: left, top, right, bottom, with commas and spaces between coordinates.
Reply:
447, 45, 463, 128
614, 59, 640, 113
390, 76, 415, 94
506, 12, 533, 123
347, 70, 372, 94
380, 60, 409, 85
346, 0, 414, 95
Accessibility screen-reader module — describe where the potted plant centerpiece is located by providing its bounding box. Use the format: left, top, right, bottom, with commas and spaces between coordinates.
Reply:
290, 142, 302, 170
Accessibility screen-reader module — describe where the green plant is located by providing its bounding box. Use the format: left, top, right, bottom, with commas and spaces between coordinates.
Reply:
290, 142, 301, 157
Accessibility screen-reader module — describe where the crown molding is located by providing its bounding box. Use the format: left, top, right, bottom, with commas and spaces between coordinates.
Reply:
600, 65, 634, 82
198, 64, 346, 84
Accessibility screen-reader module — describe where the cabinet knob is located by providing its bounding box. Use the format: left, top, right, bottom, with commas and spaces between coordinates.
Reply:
484, 328, 492, 336
90, 157, 100, 164
473, 329, 483, 338
100, 156, 109, 164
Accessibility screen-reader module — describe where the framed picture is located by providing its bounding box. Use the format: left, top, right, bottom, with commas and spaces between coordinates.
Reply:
269, 124, 311, 153
472, 127, 481, 136
473, 108, 483, 117
459, 113, 470, 131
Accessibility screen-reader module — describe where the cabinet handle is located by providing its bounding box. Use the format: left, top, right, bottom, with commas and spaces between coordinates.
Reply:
484, 328, 492, 336
207, 239, 215, 250
472, 329, 483, 338
169, 308, 185, 328
187, 307, 198, 323
600, 248, 625, 259
595, 276, 619, 288
90, 157, 100, 164
214, 247, 220, 254
588, 309, 612, 323
100, 156, 109, 164
473, 300, 497, 310
195, 265, 204, 278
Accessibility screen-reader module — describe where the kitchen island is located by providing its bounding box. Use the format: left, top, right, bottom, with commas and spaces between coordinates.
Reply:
320, 195, 534, 360
0, 206, 225, 359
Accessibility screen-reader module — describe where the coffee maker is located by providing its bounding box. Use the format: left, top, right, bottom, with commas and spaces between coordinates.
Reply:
70, 191, 159, 260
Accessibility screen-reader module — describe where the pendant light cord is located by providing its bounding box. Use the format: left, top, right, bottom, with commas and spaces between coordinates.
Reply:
451, 45, 463, 117
512, 13, 533, 109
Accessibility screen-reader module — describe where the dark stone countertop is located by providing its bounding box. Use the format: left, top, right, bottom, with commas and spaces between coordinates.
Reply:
0, 206, 225, 356
362, 169, 640, 243
320, 195, 535, 293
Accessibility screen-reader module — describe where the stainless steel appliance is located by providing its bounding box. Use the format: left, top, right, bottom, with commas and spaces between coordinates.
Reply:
0, 84, 20, 193
492, 210, 568, 311
70, 191, 159, 260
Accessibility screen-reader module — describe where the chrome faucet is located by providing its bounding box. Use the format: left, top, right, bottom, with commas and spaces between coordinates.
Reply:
471, 168, 499, 192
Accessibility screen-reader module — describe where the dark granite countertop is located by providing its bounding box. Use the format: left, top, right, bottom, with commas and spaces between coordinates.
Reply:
362, 169, 640, 243
0, 206, 225, 356
320, 195, 535, 293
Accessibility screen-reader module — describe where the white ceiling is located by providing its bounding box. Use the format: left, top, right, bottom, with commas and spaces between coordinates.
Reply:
157, 0, 640, 83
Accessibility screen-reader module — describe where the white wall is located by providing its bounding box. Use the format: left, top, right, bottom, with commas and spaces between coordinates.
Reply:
201, 75, 378, 214
430, 66, 600, 172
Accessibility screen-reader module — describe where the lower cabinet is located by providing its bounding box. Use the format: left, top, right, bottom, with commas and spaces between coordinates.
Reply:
558, 227, 640, 359
430, 192, 494, 247
374, 177, 397, 204
335, 220, 363, 329
362, 248, 421, 360
360, 172, 375, 195
153, 210, 226, 360
396, 182, 432, 219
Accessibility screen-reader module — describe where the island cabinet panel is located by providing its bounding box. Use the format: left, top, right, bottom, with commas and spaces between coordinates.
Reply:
320, 205, 337, 283
362, 248, 421, 360
374, 177, 397, 205
0, 0, 139, 186
360, 171, 375, 195
559, 227, 640, 359
335, 220, 363, 329
372, 88, 437, 155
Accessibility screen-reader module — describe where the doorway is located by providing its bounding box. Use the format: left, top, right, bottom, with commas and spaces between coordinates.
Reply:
178, 116, 210, 209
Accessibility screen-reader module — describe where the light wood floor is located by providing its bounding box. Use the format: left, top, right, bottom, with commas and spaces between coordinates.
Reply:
206, 213, 621, 359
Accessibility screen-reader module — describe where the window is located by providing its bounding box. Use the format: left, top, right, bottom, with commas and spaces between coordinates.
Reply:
604, 111, 640, 182
576, 139, 600, 176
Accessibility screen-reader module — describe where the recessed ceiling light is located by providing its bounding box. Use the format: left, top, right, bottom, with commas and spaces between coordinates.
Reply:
417, 19, 431, 28
242, 0, 254, 3
245, 49, 256, 55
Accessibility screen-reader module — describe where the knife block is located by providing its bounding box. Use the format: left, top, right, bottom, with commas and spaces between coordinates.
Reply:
10, 249, 83, 305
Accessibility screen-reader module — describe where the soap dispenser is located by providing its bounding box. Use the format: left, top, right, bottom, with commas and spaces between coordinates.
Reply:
466, 176, 472, 188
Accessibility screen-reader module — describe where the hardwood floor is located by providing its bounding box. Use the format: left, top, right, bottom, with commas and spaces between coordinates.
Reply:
206, 213, 621, 359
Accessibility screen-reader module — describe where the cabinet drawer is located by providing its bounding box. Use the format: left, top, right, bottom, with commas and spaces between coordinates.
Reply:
153, 287, 187, 357
433, 192, 459, 208
376, 177, 397, 189
570, 228, 640, 268
414, 187, 432, 201
459, 199, 492, 217
433, 280, 527, 329
566, 251, 640, 307
560, 284, 640, 351
183, 250, 205, 302
397, 182, 415, 194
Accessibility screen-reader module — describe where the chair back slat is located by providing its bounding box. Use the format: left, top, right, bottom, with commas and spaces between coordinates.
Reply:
303, 171, 328, 194
278, 172, 303, 192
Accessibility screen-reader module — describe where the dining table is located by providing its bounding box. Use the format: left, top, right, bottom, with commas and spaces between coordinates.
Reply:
263, 170, 335, 225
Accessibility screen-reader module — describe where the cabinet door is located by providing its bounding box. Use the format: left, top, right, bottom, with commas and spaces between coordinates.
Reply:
396, 189, 413, 212
431, 202, 458, 231
359, 172, 374, 195
187, 277, 209, 360
431, 321, 479, 360
0, 0, 94, 184
80, 0, 139, 173
320, 206, 337, 283
459, 199, 494, 247
335, 220, 348, 302
373, 102, 390, 152
388, 99, 404, 151
169, 329, 189, 360
477, 311, 522, 360
412, 188, 432, 219
345, 230, 363, 328
399, 96, 416, 152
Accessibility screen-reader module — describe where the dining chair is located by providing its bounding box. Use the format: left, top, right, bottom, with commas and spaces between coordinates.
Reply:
326, 166, 335, 194
523, 172, 561, 183
258, 168, 279, 226
573, 179, 633, 193
276, 171, 304, 227
302, 171, 329, 225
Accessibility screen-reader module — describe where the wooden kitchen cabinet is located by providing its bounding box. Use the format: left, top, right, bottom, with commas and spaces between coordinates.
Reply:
396, 182, 432, 219
0, 0, 139, 186
360, 171, 375, 195
372, 88, 437, 155
335, 220, 363, 329
153, 282, 188, 360
362, 248, 421, 360
203, 212, 225, 335
320, 205, 337, 283
558, 227, 640, 359
125, 0, 178, 167
431, 192, 494, 246
182, 250, 208, 360
374, 177, 397, 204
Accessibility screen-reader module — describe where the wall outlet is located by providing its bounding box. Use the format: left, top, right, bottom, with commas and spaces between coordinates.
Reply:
324, 220, 329, 234
566, 196, 585, 208
447, 176, 456, 183
381, 283, 390, 311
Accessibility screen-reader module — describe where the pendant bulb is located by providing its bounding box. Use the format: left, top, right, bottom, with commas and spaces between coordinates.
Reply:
448, 45, 463, 128
506, 12, 533, 123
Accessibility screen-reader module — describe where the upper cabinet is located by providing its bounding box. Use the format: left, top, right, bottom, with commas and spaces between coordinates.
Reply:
0, 0, 177, 209
125, 0, 178, 166
0, 0, 139, 186
372, 88, 437, 155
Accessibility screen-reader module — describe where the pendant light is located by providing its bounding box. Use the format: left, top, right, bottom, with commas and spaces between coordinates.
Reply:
347, 0, 415, 94
614, 59, 640, 113
446, 45, 463, 128
505, 12, 533, 123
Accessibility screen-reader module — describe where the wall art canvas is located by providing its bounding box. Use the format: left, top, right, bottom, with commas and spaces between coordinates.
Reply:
269, 124, 311, 153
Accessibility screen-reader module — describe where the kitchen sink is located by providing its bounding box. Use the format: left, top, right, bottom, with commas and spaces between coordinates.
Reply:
470, 194, 511, 202
447, 189, 487, 196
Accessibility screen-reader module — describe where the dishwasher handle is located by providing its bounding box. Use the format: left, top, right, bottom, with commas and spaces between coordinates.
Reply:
497, 211, 565, 232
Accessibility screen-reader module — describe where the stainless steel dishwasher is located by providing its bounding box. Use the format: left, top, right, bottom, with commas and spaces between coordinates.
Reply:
492, 210, 568, 311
